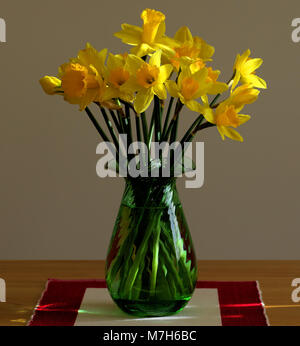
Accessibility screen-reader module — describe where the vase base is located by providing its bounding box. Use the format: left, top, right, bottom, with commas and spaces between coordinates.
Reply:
113, 298, 190, 317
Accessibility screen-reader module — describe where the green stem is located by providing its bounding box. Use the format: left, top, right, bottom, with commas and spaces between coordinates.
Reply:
135, 114, 142, 142
123, 212, 162, 299
162, 97, 174, 139
147, 108, 155, 153
109, 110, 122, 133
170, 105, 180, 144
130, 251, 146, 300
124, 103, 133, 145
108, 187, 153, 287
154, 96, 162, 142
159, 239, 184, 294
117, 109, 126, 134
99, 106, 120, 152
141, 112, 149, 144
159, 256, 175, 299
195, 121, 216, 133
150, 221, 161, 296
85, 107, 110, 142
181, 114, 204, 145
160, 222, 195, 293
162, 100, 183, 143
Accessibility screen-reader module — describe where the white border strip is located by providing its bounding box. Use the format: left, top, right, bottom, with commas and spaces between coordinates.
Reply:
26, 279, 51, 326
255, 280, 270, 326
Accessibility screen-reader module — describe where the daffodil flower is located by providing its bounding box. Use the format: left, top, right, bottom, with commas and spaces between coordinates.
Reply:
103, 53, 135, 103
114, 9, 177, 57
40, 43, 119, 110
59, 44, 111, 110
166, 67, 228, 113
125, 50, 173, 113
202, 85, 260, 141
165, 26, 215, 71
232, 49, 267, 90
226, 84, 260, 111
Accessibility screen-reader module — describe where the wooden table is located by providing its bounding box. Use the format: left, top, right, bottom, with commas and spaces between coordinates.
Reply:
0, 260, 299, 326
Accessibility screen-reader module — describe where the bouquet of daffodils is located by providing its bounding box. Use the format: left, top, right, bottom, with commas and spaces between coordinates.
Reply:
40, 8, 266, 174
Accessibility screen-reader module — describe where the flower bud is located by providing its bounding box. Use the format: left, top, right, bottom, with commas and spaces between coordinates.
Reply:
40, 76, 61, 95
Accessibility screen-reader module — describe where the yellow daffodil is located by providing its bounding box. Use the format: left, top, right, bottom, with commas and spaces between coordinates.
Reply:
226, 84, 260, 111
165, 26, 214, 71
232, 49, 267, 90
40, 43, 120, 110
124, 50, 173, 113
202, 85, 260, 141
114, 9, 177, 57
58, 43, 110, 110
166, 67, 228, 113
103, 53, 135, 102
58, 62, 103, 110
39, 76, 62, 95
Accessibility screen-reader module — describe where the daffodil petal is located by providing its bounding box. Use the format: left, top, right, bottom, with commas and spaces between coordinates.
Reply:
231, 71, 241, 92
77, 45, 107, 76
134, 88, 154, 113
193, 67, 208, 84
157, 64, 173, 83
101, 86, 120, 102
243, 74, 267, 89
201, 95, 209, 106
156, 21, 166, 38
79, 89, 98, 111
131, 43, 154, 57
174, 26, 193, 44
217, 125, 226, 140
186, 100, 204, 113
222, 126, 244, 142
203, 107, 216, 124
107, 53, 124, 71
243, 58, 263, 74
149, 50, 162, 67
206, 82, 228, 95
121, 77, 139, 94
114, 24, 142, 45
125, 54, 143, 74
165, 80, 180, 98
236, 49, 251, 69
153, 84, 167, 99
238, 114, 251, 125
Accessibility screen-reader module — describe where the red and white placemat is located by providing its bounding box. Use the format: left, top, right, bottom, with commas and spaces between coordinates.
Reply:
28, 279, 269, 326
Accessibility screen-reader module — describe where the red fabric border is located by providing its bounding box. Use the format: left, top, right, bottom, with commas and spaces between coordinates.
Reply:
28, 279, 268, 326
196, 281, 268, 326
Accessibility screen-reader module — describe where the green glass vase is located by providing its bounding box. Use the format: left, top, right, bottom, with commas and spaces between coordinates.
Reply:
105, 177, 197, 317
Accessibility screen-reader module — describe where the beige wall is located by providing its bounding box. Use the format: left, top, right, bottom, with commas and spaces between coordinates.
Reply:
0, 0, 299, 259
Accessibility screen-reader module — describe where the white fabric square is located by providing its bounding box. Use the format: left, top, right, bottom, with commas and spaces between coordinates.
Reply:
75, 288, 222, 326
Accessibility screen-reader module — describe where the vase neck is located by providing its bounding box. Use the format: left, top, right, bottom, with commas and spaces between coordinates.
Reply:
122, 177, 180, 209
